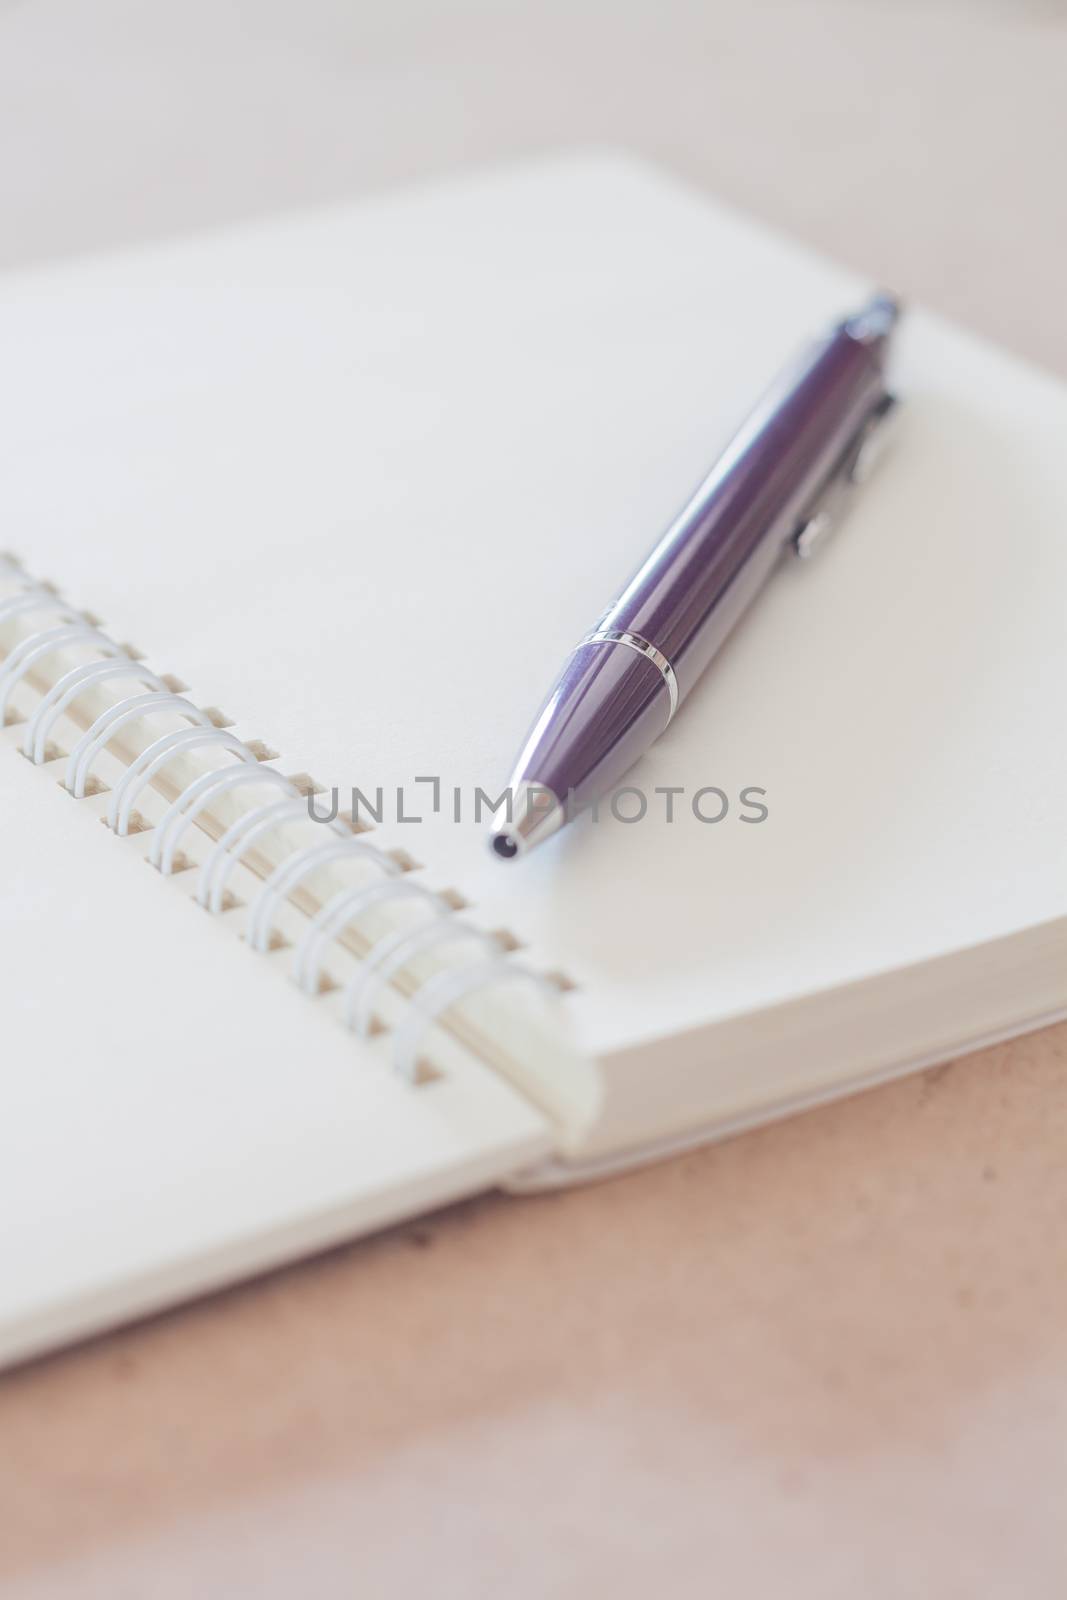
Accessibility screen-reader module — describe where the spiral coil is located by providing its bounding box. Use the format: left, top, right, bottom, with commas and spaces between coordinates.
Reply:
0, 555, 555, 1079
0, 622, 123, 728
25, 658, 168, 765
344, 914, 494, 1037
295, 878, 443, 997
151, 763, 301, 875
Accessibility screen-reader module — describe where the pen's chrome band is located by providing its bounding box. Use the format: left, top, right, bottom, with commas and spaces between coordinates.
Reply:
580, 629, 679, 722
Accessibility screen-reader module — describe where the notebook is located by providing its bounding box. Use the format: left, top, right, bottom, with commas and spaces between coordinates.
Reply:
2, 153, 1065, 1369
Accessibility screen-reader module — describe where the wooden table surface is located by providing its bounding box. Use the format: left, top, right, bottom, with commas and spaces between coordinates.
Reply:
2, 2, 1065, 1594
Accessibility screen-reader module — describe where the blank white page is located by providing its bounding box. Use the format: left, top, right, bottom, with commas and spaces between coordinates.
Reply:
0, 741, 549, 1367
1, 153, 1064, 1071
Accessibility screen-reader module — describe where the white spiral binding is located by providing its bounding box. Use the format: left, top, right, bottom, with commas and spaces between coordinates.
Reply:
0, 621, 120, 726
151, 763, 301, 874
198, 796, 348, 914
245, 838, 398, 955
66, 691, 214, 797
0, 588, 79, 628
0, 560, 559, 1086
294, 878, 446, 996
23, 658, 167, 763
345, 914, 495, 1038
392, 957, 554, 1082
107, 726, 257, 835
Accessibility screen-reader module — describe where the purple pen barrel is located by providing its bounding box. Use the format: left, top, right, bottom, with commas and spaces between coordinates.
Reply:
498, 639, 672, 853
491, 294, 899, 859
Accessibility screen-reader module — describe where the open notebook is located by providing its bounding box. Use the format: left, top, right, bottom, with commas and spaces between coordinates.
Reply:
2, 154, 1065, 1367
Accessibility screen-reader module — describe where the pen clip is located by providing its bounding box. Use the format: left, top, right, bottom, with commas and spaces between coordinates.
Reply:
793, 390, 899, 560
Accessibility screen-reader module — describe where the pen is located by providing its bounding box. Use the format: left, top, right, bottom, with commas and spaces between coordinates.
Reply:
489, 292, 901, 859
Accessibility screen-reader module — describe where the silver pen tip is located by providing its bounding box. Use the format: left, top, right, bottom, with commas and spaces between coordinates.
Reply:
488, 782, 564, 861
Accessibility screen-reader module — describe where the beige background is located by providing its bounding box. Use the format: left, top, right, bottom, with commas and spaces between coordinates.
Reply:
2, 1, 1066, 1594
